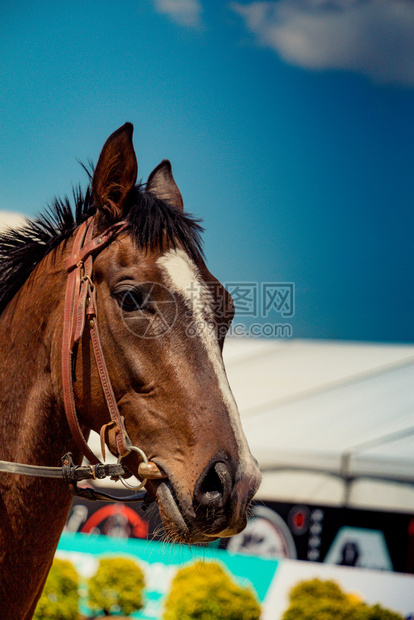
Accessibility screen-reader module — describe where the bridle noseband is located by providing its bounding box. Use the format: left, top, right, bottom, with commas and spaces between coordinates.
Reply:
0, 216, 165, 503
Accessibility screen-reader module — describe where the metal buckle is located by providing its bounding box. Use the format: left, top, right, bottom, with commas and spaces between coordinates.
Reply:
117, 445, 149, 490
81, 274, 94, 291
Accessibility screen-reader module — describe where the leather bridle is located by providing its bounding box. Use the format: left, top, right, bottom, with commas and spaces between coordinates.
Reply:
0, 216, 164, 502
62, 216, 132, 465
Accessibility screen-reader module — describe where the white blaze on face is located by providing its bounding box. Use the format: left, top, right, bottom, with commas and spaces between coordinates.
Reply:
157, 249, 255, 480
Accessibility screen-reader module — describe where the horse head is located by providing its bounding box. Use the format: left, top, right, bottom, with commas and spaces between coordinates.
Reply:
57, 123, 261, 543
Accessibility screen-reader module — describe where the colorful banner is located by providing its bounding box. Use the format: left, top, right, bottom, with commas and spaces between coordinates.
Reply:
57, 532, 278, 619
57, 531, 414, 619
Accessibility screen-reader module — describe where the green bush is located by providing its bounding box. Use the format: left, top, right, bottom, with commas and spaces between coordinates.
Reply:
289, 578, 348, 604
283, 578, 352, 620
283, 597, 356, 620
88, 556, 145, 617
282, 578, 404, 620
33, 558, 79, 620
163, 560, 261, 620
353, 604, 406, 620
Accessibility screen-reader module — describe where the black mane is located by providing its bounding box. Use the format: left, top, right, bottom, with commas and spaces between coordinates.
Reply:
0, 182, 204, 315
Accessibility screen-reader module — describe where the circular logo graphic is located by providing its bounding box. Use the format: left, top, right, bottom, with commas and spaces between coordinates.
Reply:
226, 505, 297, 559
120, 282, 178, 339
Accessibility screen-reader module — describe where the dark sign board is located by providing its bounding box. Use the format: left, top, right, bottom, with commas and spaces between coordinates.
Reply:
65, 490, 414, 574
219, 502, 414, 574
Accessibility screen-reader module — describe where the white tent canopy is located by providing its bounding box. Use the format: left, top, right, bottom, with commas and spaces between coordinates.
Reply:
223, 338, 414, 512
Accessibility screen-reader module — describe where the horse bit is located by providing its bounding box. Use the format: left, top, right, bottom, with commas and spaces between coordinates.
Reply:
0, 217, 165, 503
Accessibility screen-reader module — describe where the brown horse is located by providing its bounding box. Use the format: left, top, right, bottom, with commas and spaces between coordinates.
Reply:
0, 123, 261, 619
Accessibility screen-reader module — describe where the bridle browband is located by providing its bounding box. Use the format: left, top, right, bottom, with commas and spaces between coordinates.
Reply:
0, 216, 164, 503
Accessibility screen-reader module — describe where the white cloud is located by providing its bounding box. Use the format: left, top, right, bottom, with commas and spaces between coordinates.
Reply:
153, 0, 202, 28
231, 0, 414, 86
0, 211, 27, 231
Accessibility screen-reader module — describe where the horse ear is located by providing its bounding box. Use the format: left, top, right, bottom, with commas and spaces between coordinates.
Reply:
92, 123, 138, 222
147, 160, 184, 212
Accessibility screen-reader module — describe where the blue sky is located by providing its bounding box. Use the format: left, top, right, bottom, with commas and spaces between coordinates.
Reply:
1, 0, 413, 342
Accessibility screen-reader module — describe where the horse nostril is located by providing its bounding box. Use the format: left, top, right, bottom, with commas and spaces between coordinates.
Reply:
194, 460, 232, 509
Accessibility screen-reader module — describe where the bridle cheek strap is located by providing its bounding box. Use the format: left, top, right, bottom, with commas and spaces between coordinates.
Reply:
62, 217, 131, 465
0, 215, 164, 496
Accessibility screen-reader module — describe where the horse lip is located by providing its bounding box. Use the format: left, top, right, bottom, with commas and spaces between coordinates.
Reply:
150, 459, 195, 513
155, 476, 232, 541
156, 479, 190, 535
155, 481, 222, 543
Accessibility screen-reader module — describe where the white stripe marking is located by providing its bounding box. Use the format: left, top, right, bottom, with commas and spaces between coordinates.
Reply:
157, 249, 254, 475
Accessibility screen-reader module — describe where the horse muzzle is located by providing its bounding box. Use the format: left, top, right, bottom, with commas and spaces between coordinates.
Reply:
152, 454, 261, 543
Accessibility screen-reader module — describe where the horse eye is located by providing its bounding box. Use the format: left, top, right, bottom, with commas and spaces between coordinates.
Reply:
116, 288, 145, 312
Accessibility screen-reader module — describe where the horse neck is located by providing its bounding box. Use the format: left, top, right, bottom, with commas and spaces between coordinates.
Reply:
0, 246, 79, 619
0, 247, 72, 463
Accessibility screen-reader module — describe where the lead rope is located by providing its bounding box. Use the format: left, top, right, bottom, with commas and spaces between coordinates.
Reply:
0, 455, 150, 504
